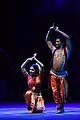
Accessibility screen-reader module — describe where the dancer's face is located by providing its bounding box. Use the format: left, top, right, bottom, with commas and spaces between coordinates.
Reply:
29, 66, 35, 76
55, 38, 62, 49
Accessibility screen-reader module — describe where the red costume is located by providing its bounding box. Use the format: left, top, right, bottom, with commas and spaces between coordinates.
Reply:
21, 55, 45, 113
24, 74, 44, 112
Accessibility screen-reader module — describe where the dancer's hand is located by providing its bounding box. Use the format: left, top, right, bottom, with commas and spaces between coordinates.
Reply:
32, 53, 37, 60
33, 53, 37, 58
49, 23, 55, 30
27, 57, 33, 61
55, 26, 59, 32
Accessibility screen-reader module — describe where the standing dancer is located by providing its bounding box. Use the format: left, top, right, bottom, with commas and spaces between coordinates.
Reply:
45, 24, 71, 113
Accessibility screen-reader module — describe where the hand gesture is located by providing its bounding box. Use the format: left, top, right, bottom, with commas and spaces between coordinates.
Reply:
27, 57, 33, 61
27, 53, 37, 61
49, 23, 59, 32
49, 23, 55, 30
55, 26, 59, 32
33, 53, 37, 58
32, 53, 37, 60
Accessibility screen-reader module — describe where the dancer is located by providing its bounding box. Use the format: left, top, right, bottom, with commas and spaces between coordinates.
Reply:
45, 23, 71, 113
21, 53, 45, 113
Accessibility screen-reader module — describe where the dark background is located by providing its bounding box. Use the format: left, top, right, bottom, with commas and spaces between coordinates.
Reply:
0, 0, 80, 102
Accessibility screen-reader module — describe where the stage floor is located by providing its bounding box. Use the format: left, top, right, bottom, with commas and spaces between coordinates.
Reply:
0, 102, 80, 120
